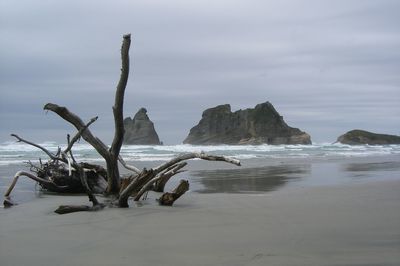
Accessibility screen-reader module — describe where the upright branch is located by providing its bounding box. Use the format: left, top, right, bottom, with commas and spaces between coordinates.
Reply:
111, 34, 131, 157
43, 34, 133, 194
107, 33, 132, 194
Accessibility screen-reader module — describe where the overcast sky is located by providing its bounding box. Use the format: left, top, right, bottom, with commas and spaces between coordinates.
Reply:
1, 0, 399, 144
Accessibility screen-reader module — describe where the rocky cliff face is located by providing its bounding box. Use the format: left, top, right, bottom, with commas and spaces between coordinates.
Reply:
337, 130, 400, 145
123, 108, 161, 145
183, 102, 311, 145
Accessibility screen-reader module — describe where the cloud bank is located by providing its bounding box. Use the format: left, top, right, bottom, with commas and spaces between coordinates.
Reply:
1, 0, 399, 144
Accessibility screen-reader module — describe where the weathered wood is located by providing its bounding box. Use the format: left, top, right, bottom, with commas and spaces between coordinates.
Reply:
44, 34, 132, 194
4, 171, 68, 197
118, 169, 155, 207
3, 171, 69, 207
153, 152, 241, 175
44, 103, 110, 160
120, 153, 240, 206
64, 116, 98, 154
159, 180, 189, 206
54, 204, 104, 215
133, 163, 187, 201
154, 162, 187, 192
11, 134, 58, 160
111, 34, 131, 158
118, 155, 141, 174
75, 163, 99, 206
108, 34, 132, 193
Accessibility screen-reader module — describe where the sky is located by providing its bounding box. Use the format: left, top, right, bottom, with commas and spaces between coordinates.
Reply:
1, 0, 399, 145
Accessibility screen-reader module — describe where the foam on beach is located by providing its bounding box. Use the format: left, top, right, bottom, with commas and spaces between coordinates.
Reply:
1, 142, 400, 166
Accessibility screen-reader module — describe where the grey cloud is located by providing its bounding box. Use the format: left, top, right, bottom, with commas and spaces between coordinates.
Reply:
1, 0, 399, 144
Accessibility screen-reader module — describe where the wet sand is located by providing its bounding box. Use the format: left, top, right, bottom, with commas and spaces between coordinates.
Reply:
1, 179, 399, 266
1, 155, 400, 265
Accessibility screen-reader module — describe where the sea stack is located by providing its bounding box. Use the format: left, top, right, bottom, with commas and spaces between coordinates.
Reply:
123, 108, 161, 145
183, 102, 311, 145
337, 130, 400, 145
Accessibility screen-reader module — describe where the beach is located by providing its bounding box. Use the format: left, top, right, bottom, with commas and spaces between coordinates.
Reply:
1, 154, 400, 266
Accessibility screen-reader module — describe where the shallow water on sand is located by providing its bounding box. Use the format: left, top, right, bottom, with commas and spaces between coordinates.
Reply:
1, 154, 400, 205
188, 156, 400, 193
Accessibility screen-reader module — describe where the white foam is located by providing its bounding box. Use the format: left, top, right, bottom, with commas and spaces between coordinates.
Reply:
1, 142, 400, 164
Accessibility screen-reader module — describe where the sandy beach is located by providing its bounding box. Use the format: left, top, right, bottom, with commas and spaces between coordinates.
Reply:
1, 158, 399, 266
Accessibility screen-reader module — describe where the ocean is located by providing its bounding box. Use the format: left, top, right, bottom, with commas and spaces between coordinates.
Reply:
1, 141, 400, 165
1, 141, 400, 203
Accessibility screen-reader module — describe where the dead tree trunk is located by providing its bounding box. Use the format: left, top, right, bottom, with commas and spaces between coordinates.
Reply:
43, 34, 131, 195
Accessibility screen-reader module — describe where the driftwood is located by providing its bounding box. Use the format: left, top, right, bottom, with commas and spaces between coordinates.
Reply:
3, 171, 69, 207
153, 162, 187, 192
3, 34, 241, 214
7, 134, 108, 194
118, 153, 240, 207
159, 180, 190, 206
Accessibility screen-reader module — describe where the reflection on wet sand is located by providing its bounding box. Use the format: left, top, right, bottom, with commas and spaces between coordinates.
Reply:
190, 164, 310, 193
344, 161, 400, 172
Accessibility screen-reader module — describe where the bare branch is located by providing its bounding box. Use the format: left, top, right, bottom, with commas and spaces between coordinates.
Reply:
4, 171, 69, 206
64, 116, 98, 154
43, 103, 110, 160
133, 163, 186, 201
11, 134, 58, 160
153, 162, 187, 193
118, 155, 140, 174
153, 152, 241, 175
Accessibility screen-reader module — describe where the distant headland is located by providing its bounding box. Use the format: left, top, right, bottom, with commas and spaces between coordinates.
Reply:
337, 130, 400, 145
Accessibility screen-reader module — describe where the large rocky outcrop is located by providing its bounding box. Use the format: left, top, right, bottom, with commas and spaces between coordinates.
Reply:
337, 130, 400, 145
123, 108, 161, 145
183, 102, 311, 145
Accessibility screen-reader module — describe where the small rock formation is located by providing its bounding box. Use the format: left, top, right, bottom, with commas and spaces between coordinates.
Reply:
123, 108, 161, 145
183, 102, 311, 145
337, 130, 400, 145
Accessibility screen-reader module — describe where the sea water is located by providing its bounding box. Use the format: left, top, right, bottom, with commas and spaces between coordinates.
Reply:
1, 141, 400, 166
1, 141, 400, 203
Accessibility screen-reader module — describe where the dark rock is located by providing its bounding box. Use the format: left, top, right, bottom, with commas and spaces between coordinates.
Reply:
183, 102, 311, 145
337, 130, 400, 145
123, 108, 161, 145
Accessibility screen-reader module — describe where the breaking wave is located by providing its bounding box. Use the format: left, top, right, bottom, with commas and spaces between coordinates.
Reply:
0, 141, 399, 166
